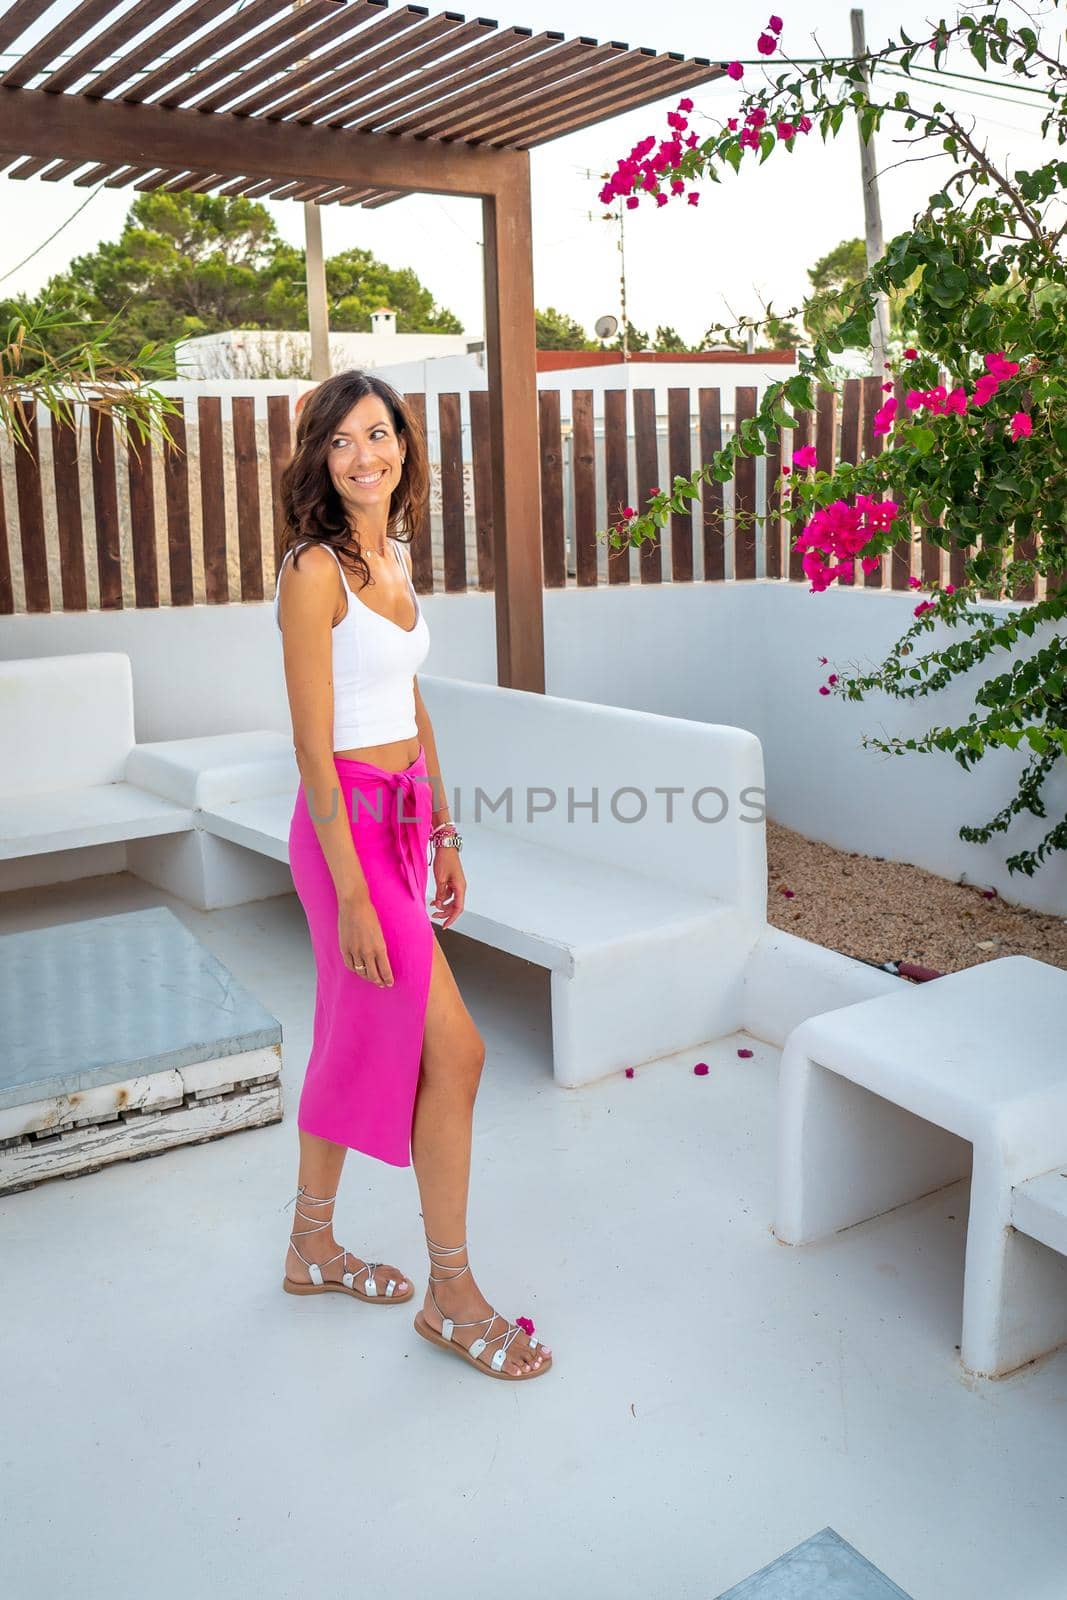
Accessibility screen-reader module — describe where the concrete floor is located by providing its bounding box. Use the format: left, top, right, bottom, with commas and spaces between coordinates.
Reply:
2, 872, 1067, 1600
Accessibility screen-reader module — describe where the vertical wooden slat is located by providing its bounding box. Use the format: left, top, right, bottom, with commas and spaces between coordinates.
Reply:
0, 463, 11, 614
469, 388, 495, 590
90, 404, 122, 610
162, 403, 193, 607
51, 414, 87, 610
13, 401, 49, 611
232, 396, 263, 602
267, 393, 293, 578
667, 387, 693, 583
633, 388, 661, 584
538, 389, 565, 588
788, 408, 814, 582
733, 387, 757, 581
603, 387, 630, 586
403, 392, 433, 593
198, 396, 228, 604
572, 388, 597, 586
699, 388, 724, 582
838, 376, 864, 592
127, 429, 159, 608
764, 409, 784, 581
437, 391, 466, 592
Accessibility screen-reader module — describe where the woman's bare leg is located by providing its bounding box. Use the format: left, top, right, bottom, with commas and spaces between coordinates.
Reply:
410, 935, 550, 1374
284, 1129, 410, 1294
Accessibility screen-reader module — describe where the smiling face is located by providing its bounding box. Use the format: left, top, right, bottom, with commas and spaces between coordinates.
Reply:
326, 393, 407, 530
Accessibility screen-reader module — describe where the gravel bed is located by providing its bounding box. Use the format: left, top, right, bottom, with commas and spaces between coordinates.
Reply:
766, 819, 1067, 975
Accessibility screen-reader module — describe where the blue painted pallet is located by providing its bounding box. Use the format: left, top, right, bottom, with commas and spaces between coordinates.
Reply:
715, 1527, 913, 1600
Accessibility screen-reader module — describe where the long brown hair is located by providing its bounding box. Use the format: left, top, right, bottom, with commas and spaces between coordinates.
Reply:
278, 370, 429, 592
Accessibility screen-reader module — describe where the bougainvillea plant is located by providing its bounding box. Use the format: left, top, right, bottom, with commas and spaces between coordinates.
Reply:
596, 6, 1067, 876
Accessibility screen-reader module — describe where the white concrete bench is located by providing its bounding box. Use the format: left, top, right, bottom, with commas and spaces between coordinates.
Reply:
0, 652, 297, 910
198, 674, 768, 1088
775, 955, 1067, 1377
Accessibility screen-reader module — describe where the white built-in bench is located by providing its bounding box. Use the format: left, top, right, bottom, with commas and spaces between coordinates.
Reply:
775, 955, 1067, 1378
1, 654, 768, 1091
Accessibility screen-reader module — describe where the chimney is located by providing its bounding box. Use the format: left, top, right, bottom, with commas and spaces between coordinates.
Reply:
371, 307, 397, 336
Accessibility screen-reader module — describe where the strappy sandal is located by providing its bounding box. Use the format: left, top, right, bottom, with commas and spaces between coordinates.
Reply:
412, 1234, 553, 1380
281, 1185, 413, 1304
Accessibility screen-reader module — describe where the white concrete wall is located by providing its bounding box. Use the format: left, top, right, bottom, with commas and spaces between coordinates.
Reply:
3, 580, 1064, 913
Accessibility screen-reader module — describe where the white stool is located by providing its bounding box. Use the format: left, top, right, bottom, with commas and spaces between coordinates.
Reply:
775, 956, 1067, 1378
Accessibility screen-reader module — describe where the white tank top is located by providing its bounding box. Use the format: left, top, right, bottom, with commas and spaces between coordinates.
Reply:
273, 537, 430, 751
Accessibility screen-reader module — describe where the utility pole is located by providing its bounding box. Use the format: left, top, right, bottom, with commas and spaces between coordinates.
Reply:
851, 9, 891, 374
294, 0, 330, 379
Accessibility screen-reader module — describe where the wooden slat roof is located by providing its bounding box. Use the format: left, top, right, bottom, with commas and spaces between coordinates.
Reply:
0, 0, 723, 207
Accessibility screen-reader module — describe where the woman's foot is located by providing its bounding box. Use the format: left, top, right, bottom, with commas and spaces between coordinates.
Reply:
284, 1187, 409, 1297
420, 1244, 551, 1376
285, 1236, 409, 1296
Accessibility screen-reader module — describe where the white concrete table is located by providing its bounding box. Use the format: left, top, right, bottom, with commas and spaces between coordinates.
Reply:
775, 956, 1067, 1378
0, 906, 283, 1194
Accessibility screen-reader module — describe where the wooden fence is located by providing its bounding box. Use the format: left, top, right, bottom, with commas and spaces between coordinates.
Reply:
0, 379, 1040, 613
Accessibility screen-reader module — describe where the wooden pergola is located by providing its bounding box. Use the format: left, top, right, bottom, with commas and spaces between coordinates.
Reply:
0, 0, 722, 691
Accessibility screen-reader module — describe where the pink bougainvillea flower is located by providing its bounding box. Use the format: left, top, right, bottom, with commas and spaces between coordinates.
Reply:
727, 116, 739, 131
973, 374, 1000, 407
1010, 412, 1033, 440
666, 111, 688, 131
739, 127, 761, 150
827, 673, 838, 684
818, 684, 831, 694
655, 192, 668, 207
622, 505, 635, 517
678, 96, 694, 112
745, 106, 768, 127
872, 397, 897, 435
685, 132, 699, 148
905, 389, 925, 411
768, 14, 783, 32
907, 575, 922, 589
776, 121, 796, 140
757, 31, 778, 54
781, 463, 792, 476
626, 195, 640, 209
727, 60, 744, 79
914, 599, 935, 616
737, 1047, 754, 1058
516, 1315, 535, 1336
687, 191, 700, 205
882, 382, 894, 393
694, 1061, 710, 1076
649, 486, 660, 495
793, 444, 818, 469
797, 114, 812, 133
946, 386, 968, 415
670, 177, 686, 194
904, 347, 918, 360
985, 351, 1020, 380
625, 1066, 635, 1077
818, 655, 828, 664
861, 557, 880, 573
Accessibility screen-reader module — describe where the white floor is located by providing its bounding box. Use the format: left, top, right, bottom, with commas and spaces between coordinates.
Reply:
3, 872, 1067, 1600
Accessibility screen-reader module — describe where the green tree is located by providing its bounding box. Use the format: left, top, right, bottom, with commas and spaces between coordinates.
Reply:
535, 305, 598, 350
36, 192, 462, 368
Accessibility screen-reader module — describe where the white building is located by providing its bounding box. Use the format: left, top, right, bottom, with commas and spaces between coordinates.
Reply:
175, 307, 483, 380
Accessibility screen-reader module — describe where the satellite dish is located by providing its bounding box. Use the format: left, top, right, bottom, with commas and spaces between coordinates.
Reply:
594, 315, 618, 340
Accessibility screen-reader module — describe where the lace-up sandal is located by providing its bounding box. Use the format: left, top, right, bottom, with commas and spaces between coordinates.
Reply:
412, 1235, 552, 1380
282, 1185, 413, 1304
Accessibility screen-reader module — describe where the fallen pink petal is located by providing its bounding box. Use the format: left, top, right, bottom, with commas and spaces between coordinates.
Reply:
781, 888, 796, 898
737, 1048, 754, 1059
694, 1061, 710, 1075
625, 1066, 635, 1077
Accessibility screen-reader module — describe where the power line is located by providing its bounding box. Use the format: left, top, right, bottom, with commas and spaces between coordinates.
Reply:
0, 179, 107, 285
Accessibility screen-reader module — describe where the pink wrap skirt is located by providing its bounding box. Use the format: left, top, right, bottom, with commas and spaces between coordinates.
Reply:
288, 744, 435, 1166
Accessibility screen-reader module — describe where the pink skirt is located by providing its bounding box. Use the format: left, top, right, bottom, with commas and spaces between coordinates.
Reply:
287, 744, 435, 1166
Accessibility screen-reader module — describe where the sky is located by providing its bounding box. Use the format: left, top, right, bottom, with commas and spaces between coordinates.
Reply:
0, 1, 1060, 346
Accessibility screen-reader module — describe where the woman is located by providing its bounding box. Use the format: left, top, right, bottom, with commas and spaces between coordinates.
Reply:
273, 370, 552, 1382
